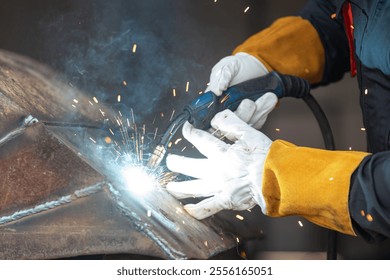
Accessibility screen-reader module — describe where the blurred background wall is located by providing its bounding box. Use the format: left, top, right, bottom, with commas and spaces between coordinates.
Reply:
0, 0, 388, 259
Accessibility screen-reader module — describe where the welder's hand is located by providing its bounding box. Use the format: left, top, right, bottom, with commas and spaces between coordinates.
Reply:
206, 52, 268, 96
166, 110, 272, 220
235, 92, 278, 130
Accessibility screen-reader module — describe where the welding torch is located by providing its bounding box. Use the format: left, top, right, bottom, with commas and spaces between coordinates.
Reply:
147, 71, 310, 169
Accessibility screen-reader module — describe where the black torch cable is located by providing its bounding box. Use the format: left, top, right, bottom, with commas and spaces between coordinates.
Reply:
303, 94, 337, 260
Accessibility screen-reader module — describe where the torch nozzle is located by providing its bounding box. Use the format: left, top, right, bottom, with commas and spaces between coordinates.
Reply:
147, 144, 166, 169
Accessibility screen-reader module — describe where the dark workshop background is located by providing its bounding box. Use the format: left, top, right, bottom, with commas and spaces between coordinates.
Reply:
0, 0, 389, 259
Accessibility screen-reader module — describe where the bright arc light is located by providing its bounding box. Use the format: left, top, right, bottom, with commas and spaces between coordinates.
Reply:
121, 166, 157, 196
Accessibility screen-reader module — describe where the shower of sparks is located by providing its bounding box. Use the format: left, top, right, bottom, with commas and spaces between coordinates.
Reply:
244, 6, 250, 13
93, 96, 99, 103
104, 110, 177, 194
132, 44, 137, 53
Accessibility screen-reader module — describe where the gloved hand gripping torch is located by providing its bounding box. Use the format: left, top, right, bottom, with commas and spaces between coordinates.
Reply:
147, 71, 310, 168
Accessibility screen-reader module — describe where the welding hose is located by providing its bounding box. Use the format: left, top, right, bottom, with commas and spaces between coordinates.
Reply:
301, 94, 337, 260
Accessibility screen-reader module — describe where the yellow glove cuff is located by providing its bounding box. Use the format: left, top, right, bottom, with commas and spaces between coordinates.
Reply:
262, 140, 369, 235
233, 16, 325, 84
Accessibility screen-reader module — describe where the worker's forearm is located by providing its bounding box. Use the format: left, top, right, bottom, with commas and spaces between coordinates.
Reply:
233, 16, 325, 84
262, 140, 369, 235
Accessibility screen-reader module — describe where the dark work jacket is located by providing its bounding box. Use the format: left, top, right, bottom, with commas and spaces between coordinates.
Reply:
300, 0, 390, 242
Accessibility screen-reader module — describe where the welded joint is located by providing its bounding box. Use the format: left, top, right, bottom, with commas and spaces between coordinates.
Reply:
0, 115, 38, 148
0, 181, 106, 226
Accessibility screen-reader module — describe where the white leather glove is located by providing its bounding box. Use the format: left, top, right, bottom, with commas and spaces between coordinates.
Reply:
206, 52, 269, 96
206, 52, 277, 130
166, 109, 272, 220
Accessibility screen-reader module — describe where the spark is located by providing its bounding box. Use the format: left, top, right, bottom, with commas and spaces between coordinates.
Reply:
207, 101, 214, 108
199, 91, 203, 95
170, 110, 175, 121
147, 210, 152, 217
244, 6, 250, 13
364, 89, 368, 95
181, 146, 187, 152
275, 128, 281, 132
123, 80, 127, 86
186, 81, 190, 93
93, 97, 99, 103
172, 88, 176, 97
154, 127, 158, 140
89, 101, 94, 106
360, 127, 366, 131
235, 214, 244, 221
220, 94, 230, 104
204, 241, 208, 247
132, 44, 137, 53
174, 138, 182, 145
99, 109, 105, 117
130, 108, 135, 124
118, 110, 122, 117
117, 95, 121, 102
168, 142, 173, 148
160, 112, 165, 118
298, 220, 304, 227
236, 237, 240, 243
71, 104, 77, 108
109, 128, 115, 135
366, 214, 373, 222
89, 137, 97, 144
73, 99, 79, 104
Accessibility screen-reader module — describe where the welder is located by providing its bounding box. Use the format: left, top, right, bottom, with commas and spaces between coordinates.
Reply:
165, 0, 390, 243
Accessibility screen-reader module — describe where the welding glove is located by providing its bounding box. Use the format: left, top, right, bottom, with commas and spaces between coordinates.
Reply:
206, 52, 277, 129
166, 109, 272, 220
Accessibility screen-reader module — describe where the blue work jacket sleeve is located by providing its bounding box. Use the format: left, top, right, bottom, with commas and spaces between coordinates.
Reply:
299, 0, 350, 86
350, 151, 390, 242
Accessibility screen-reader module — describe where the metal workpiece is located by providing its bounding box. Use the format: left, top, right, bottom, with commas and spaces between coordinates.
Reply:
0, 50, 240, 259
